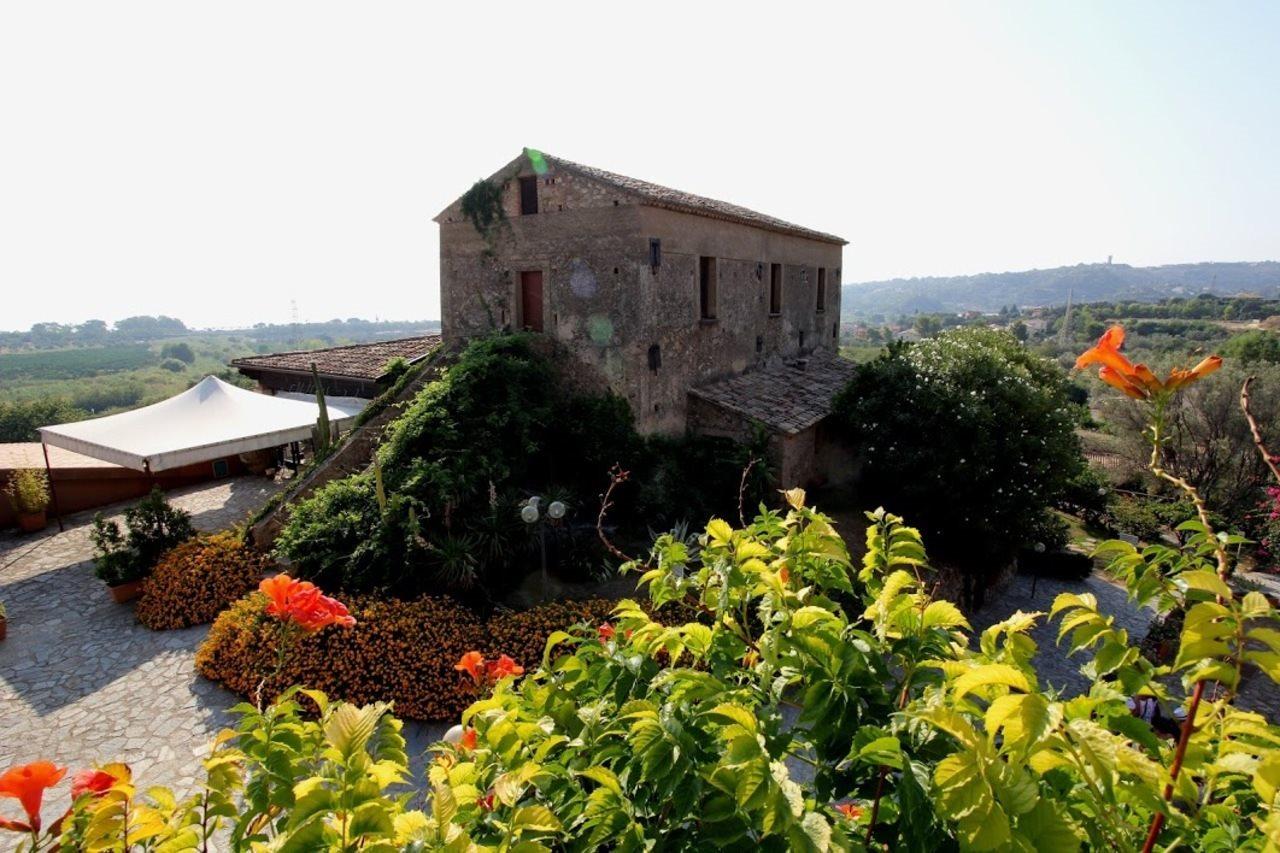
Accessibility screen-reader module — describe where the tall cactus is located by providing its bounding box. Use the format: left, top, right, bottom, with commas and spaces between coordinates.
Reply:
311, 362, 331, 453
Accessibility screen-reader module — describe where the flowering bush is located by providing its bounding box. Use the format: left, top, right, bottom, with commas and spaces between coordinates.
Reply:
196, 593, 681, 721
135, 533, 273, 630
833, 329, 1083, 597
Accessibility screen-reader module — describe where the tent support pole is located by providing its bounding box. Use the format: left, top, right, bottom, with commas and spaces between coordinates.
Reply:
144, 460, 155, 493
42, 441, 65, 532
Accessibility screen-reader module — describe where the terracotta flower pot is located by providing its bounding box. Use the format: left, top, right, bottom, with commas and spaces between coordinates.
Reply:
109, 579, 144, 604
17, 510, 47, 533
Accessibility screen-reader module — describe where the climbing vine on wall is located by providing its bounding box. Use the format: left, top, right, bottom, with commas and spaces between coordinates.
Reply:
460, 179, 506, 239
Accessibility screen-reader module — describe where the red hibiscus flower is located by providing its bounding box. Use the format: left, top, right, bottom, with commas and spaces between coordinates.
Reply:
598, 622, 615, 643
70, 768, 117, 801
486, 654, 524, 681
476, 792, 496, 812
459, 727, 478, 752
259, 574, 355, 633
0, 761, 66, 833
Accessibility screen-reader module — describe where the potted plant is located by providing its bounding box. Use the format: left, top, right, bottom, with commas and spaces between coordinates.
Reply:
0, 601, 7, 641
90, 488, 195, 603
4, 469, 51, 533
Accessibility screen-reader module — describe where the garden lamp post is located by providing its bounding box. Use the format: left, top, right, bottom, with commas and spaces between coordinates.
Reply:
520, 496, 566, 600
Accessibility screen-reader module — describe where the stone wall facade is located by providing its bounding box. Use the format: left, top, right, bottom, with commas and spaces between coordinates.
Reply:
437, 154, 844, 436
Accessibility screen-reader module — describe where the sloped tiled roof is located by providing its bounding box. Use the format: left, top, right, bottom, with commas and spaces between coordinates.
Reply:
688, 353, 857, 435
541, 152, 847, 245
231, 336, 441, 382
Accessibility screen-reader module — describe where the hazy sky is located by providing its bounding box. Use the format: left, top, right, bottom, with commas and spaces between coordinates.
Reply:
1, 2, 1277, 331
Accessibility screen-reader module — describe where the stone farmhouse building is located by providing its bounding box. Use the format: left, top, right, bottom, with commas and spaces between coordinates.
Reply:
435, 149, 854, 486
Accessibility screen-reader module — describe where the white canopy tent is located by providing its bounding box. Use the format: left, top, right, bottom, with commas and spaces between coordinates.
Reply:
38, 376, 365, 473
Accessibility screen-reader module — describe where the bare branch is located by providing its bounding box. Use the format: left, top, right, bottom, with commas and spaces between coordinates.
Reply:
596, 464, 637, 564
1241, 375, 1280, 487
737, 457, 759, 527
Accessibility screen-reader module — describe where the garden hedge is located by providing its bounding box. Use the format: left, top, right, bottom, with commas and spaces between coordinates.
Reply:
195, 594, 691, 720
136, 532, 272, 630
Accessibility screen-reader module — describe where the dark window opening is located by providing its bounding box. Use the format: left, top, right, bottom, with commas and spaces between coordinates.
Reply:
799, 330, 806, 349
519, 176, 538, 215
648, 343, 662, 371
816, 267, 827, 312
832, 321, 839, 340
699, 256, 718, 320
756, 335, 763, 354
756, 262, 764, 280
769, 263, 782, 315
649, 238, 661, 270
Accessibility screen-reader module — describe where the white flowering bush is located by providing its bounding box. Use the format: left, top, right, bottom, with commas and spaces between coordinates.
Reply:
833, 330, 1083, 587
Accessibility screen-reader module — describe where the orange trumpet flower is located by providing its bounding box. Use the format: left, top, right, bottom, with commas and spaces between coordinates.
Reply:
259, 574, 355, 633
1076, 325, 1222, 400
0, 761, 66, 833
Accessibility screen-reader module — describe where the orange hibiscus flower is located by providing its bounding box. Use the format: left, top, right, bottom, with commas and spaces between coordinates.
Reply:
455, 651, 485, 684
1077, 325, 1221, 400
0, 761, 66, 833
459, 727, 478, 751
835, 802, 863, 821
597, 622, 616, 644
259, 574, 355, 633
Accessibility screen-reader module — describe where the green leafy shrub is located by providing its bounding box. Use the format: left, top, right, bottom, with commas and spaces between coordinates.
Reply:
159, 341, 195, 364
4, 468, 50, 514
276, 334, 769, 597
89, 488, 195, 586
136, 533, 273, 629
0, 398, 86, 442
833, 328, 1083, 580
1104, 494, 1166, 541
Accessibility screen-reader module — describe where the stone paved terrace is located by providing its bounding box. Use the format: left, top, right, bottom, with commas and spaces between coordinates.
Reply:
0, 476, 445, 834
972, 570, 1280, 721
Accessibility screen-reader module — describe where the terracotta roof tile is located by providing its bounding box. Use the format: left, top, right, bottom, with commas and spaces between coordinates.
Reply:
231, 336, 441, 382
541, 152, 847, 246
688, 353, 857, 435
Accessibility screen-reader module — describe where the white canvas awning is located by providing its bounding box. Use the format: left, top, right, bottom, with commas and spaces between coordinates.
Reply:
38, 376, 365, 472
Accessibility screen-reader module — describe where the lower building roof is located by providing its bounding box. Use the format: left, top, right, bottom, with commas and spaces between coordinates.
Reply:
231, 335, 441, 382
688, 353, 858, 435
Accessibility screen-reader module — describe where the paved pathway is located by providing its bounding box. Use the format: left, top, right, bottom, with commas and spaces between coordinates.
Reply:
974, 571, 1280, 721
0, 477, 446, 835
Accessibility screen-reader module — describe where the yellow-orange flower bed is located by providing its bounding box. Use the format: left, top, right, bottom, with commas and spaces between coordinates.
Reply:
136, 533, 273, 630
195, 593, 698, 721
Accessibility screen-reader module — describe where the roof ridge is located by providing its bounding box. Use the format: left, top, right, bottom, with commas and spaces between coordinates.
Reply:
536, 150, 846, 246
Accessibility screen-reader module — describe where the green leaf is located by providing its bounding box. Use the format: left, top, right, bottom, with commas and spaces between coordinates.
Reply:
1179, 569, 1232, 600
512, 805, 562, 833
923, 600, 970, 631
953, 664, 1031, 700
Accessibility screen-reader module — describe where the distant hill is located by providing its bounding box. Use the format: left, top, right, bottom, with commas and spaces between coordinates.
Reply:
842, 261, 1280, 319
